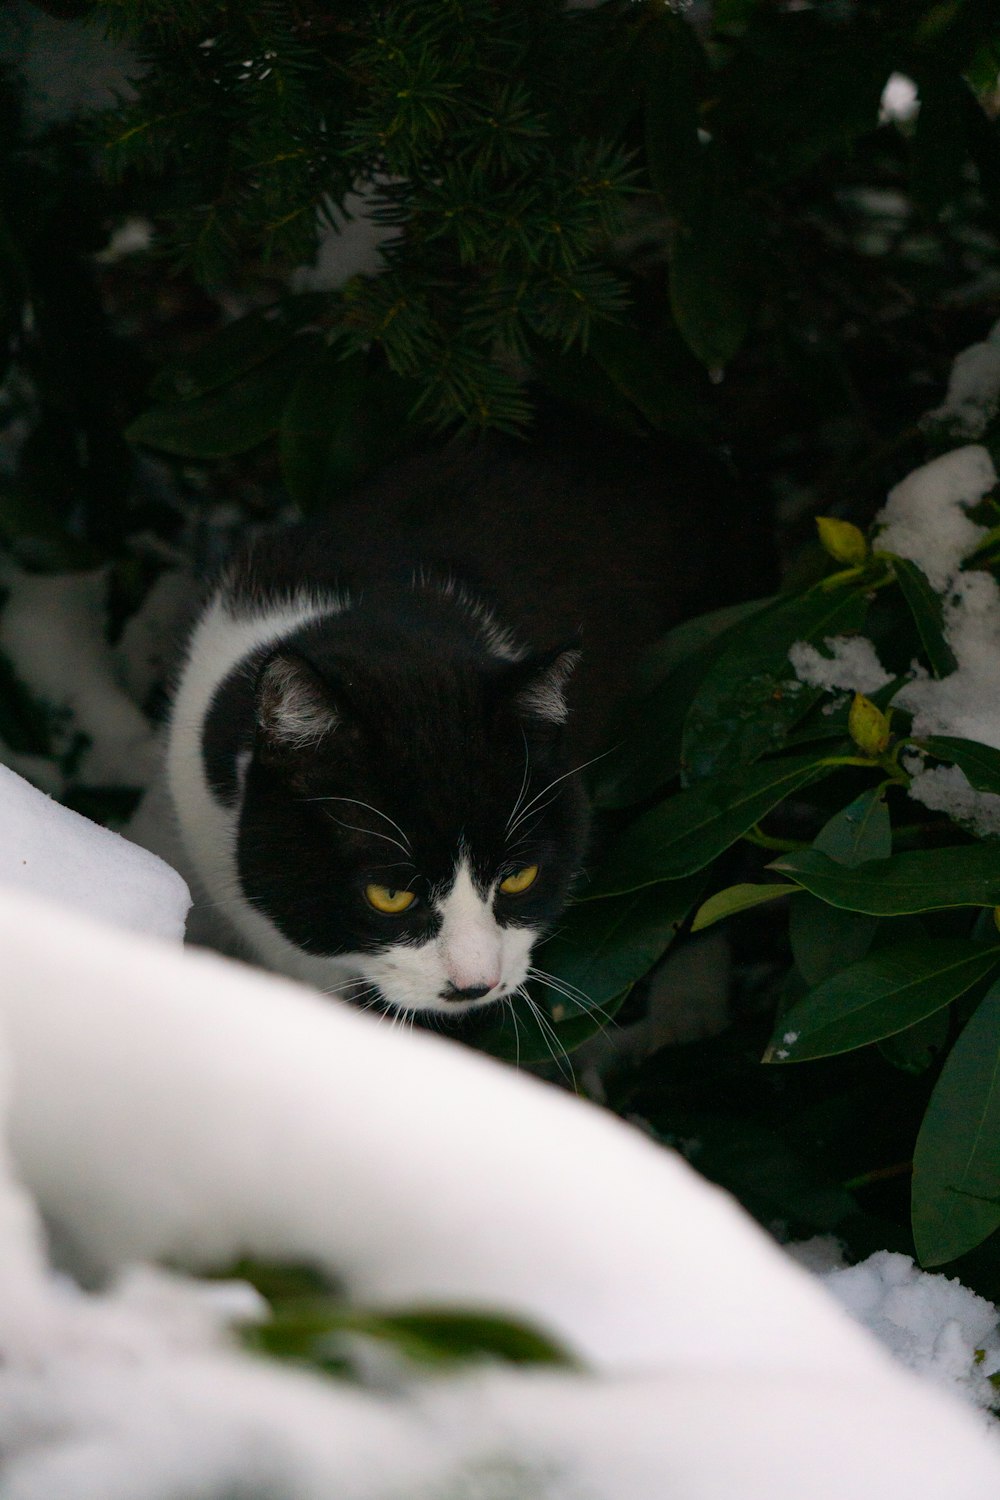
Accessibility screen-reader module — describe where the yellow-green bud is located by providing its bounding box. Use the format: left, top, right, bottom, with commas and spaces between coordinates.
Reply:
848, 693, 891, 756
816, 516, 868, 566
993, 906, 1000, 935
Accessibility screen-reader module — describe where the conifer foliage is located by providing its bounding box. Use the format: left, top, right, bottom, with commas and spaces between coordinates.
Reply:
98, 0, 635, 432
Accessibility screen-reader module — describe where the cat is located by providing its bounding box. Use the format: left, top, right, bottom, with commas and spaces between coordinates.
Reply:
166, 426, 746, 1017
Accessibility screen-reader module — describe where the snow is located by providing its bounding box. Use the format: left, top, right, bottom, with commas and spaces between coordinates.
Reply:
788, 634, 893, 694
786, 338, 1000, 834
289, 188, 392, 291
925, 319, 1000, 438
0, 762, 189, 943
790, 1238, 1000, 1419
905, 762, 1000, 836
0, 887, 997, 1496
880, 73, 920, 125
0, 563, 157, 785
895, 570, 1000, 748
873, 444, 996, 591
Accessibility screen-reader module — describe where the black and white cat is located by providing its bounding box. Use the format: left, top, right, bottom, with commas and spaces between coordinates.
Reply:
166, 432, 740, 1016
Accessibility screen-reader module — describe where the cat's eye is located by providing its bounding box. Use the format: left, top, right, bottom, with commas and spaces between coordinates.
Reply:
366, 884, 417, 914
499, 864, 539, 895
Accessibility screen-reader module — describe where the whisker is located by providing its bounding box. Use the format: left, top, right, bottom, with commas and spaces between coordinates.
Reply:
528, 967, 619, 1031
506, 747, 616, 842
506, 726, 532, 831
515, 984, 576, 1088
504, 993, 523, 1071
307, 796, 412, 852
326, 815, 413, 862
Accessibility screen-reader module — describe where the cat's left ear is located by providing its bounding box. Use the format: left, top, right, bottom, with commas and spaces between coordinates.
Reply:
507, 642, 581, 726
256, 652, 338, 755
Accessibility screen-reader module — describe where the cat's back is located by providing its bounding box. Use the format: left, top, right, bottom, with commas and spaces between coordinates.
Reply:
227, 425, 747, 750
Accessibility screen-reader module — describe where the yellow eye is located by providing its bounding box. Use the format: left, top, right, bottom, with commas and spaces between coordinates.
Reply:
365, 884, 417, 914
499, 864, 539, 895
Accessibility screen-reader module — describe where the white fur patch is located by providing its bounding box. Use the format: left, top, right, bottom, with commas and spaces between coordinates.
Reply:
166, 589, 349, 976
515, 649, 581, 725
344, 857, 538, 1016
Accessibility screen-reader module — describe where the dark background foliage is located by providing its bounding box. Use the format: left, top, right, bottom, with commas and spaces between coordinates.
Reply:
4, 0, 1000, 1306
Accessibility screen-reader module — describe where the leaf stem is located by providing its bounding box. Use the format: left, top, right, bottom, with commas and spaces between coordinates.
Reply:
743, 825, 809, 853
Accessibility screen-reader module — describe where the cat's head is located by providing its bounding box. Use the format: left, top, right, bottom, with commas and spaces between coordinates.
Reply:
236, 643, 588, 1015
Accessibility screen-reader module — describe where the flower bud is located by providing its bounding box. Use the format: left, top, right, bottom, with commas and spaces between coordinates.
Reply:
816, 516, 868, 566
848, 693, 891, 756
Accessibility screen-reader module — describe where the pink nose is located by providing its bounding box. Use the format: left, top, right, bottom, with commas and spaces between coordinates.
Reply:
442, 979, 499, 1003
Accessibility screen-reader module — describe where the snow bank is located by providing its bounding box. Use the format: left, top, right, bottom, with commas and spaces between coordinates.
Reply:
0, 888, 894, 1377
791, 1238, 1000, 1418
0, 763, 189, 942
0, 888, 998, 1497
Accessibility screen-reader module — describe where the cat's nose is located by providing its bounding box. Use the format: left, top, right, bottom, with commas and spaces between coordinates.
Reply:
441, 982, 495, 1003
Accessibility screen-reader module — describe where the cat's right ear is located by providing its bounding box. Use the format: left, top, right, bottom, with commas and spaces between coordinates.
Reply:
256, 652, 338, 758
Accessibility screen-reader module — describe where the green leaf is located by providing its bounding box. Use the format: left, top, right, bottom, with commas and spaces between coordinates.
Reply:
251, 1301, 574, 1369
772, 843, 1000, 916
915, 735, 1000, 795
669, 144, 755, 370
587, 753, 830, 898
537, 877, 704, 1010
127, 341, 315, 459
913, 979, 1000, 1266
147, 300, 324, 404
681, 583, 866, 783
477, 880, 701, 1065
587, 321, 715, 441
888, 555, 957, 678
692, 882, 798, 932
280, 349, 420, 510
879, 1009, 949, 1076
591, 598, 773, 811
633, 598, 774, 695
813, 785, 891, 867
764, 940, 1000, 1063
790, 898, 878, 988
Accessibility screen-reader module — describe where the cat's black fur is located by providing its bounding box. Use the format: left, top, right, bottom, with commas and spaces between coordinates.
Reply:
167, 426, 752, 1015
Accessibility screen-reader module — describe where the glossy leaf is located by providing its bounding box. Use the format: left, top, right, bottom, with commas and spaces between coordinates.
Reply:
480, 879, 702, 1064
915, 736, 1000, 796
669, 144, 755, 371
283, 352, 417, 510
591, 598, 773, 810
789, 898, 878, 988
680, 582, 866, 783
538, 877, 705, 1010
147, 300, 324, 404
764, 940, 1000, 1063
127, 341, 314, 459
588, 753, 830, 898
633, 597, 774, 695
912, 980, 1000, 1266
691, 881, 797, 932
772, 843, 1000, 915
813, 785, 891, 867
889, 555, 957, 678
251, 1300, 574, 1369
879, 1010, 949, 1076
